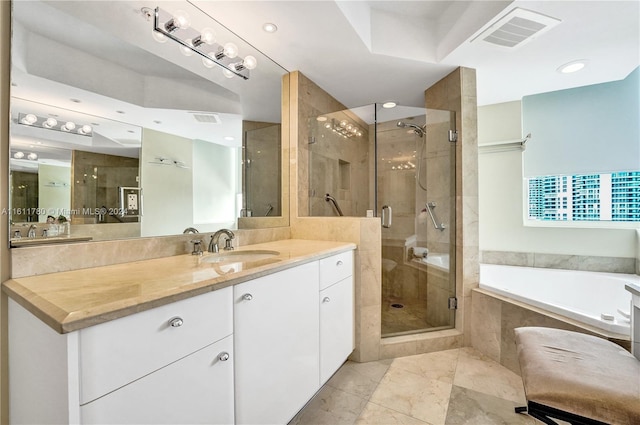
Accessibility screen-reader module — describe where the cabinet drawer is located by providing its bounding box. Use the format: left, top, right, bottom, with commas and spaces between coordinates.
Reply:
81, 335, 234, 425
319, 251, 353, 290
79, 287, 232, 404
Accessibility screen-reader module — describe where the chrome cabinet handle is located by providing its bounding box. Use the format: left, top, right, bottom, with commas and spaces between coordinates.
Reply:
322, 297, 331, 303
218, 352, 230, 362
168, 317, 184, 328
336, 260, 343, 266
243, 293, 253, 301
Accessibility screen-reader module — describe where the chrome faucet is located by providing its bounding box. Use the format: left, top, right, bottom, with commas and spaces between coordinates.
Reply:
209, 229, 235, 253
27, 224, 37, 238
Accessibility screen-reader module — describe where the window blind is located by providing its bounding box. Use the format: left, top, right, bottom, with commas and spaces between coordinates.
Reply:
522, 67, 639, 177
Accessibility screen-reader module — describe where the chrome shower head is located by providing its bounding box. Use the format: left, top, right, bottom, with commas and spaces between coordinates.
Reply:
396, 121, 425, 137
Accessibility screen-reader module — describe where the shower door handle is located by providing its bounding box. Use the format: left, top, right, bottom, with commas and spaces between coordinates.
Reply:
381, 205, 392, 228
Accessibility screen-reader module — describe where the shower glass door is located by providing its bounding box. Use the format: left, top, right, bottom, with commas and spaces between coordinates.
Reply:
377, 105, 456, 337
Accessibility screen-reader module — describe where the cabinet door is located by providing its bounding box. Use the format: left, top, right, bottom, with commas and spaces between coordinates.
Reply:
81, 335, 234, 425
234, 261, 320, 425
320, 276, 355, 384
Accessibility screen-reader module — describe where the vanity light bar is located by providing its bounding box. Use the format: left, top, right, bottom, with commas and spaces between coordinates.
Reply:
151, 7, 252, 80
17, 113, 92, 136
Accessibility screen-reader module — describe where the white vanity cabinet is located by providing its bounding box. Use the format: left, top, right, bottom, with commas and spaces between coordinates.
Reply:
8, 287, 234, 425
319, 251, 354, 385
233, 261, 321, 425
8, 247, 355, 425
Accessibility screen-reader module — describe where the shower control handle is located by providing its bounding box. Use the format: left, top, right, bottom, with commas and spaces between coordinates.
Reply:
381, 205, 392, 228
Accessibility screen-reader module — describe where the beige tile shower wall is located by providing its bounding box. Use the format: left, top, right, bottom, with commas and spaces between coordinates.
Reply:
425, 67, 479, 348
308, 110, 370, 217
292, 72, 371, 218
421, 120, 454, 256
10, 227, 291, 278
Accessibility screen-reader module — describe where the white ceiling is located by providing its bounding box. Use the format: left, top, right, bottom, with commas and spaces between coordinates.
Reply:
9, 0, 639, 150
194, 0, 640, 107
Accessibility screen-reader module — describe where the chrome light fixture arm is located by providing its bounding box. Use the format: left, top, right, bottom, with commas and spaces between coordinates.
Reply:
146, 7, 255, 80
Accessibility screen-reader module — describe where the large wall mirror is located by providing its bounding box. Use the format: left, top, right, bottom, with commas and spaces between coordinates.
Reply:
8, 0, 289, 246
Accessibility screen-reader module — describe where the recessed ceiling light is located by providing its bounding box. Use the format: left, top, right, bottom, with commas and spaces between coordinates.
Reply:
557, 60, 588, 74
263, 23, 277, 33
382, 102, 397, 109
224, 136, 235, 141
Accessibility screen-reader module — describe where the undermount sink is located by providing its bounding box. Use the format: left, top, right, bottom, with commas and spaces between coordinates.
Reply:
201, 250, 280, 264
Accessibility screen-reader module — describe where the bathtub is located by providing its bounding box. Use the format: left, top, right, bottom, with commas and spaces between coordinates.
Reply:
412, 253, 450, 272
479, 264, 639, 336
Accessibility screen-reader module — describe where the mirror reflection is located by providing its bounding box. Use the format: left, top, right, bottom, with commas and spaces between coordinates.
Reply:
9, 0, 288, 246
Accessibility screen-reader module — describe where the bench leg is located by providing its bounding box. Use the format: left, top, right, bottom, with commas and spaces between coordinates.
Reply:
515, 405, 560, 424
524, 401, 609, 425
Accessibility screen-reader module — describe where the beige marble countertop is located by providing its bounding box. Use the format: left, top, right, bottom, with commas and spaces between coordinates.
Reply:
3, 239, 356, 334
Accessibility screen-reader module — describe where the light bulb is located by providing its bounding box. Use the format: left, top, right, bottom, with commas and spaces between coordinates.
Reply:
199, 27, 216, 45
43, 117, 57, 128
27, 153, 38, 161
165, 10, 190, 32
202, 55, 215, 68
78, 124, 92, 135
174, 10, 190, 28
223, 42, 238, 58
13, 151, 24, 159
179, 41, 194, 56
151, 29, 167, 43
243, 55, 257, 70
62, 121, 76, 132
22, 114, 37, 125
222, 68, 235, 78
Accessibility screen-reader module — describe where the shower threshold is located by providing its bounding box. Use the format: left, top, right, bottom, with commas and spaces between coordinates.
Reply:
382, 324, 454, 339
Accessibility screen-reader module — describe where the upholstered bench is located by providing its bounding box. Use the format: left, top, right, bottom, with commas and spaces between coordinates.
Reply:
514, 327, 640, 425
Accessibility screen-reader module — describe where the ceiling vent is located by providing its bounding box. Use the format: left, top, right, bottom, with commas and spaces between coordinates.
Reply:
190, 112, 221, 124
471, 7, 561, 49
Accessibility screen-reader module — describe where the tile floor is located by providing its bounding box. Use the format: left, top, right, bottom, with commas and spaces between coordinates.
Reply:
289, 347, 537, 425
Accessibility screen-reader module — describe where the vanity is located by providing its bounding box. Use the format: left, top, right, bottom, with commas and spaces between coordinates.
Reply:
3, 239, 355, 425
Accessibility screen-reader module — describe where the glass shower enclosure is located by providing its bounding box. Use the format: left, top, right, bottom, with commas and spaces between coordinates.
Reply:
308, 104, 457, 337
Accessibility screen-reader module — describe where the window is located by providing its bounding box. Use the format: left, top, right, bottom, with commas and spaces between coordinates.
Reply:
526, 171, 640, 222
